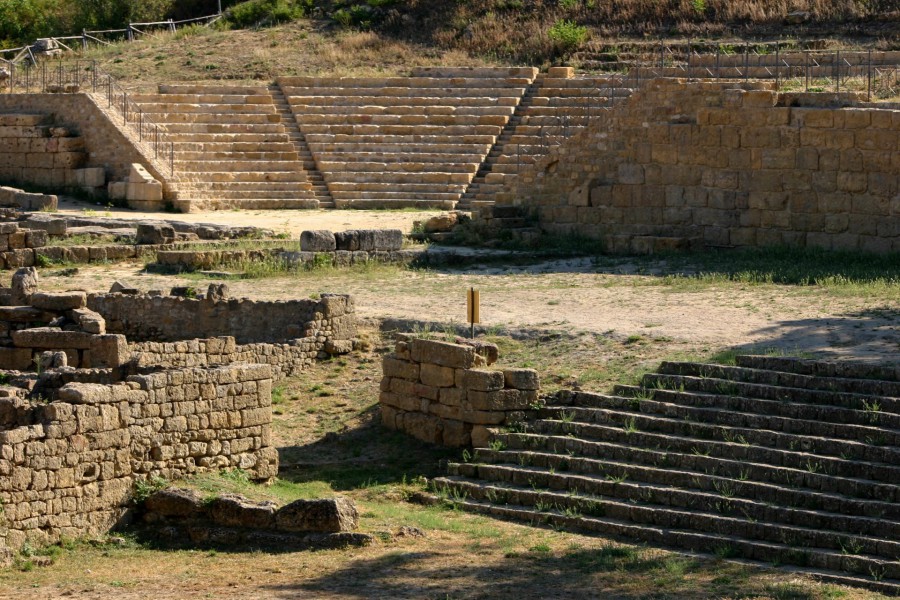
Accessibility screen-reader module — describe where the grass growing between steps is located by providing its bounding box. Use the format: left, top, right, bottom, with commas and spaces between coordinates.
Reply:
0, 332, 888, 598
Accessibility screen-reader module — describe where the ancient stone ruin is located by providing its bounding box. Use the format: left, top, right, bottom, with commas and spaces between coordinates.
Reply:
0, 267, 357, 558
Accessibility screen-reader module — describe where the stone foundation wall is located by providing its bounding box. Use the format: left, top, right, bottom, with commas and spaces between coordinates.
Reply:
380, 336, 540, 447
0, 363, 277, 551
87, 292, 356, 346
489, 79, 900, 254
0, 113, 87, 191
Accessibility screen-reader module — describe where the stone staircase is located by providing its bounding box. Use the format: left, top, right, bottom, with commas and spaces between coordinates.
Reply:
277, 67, 538, 209
433, 355, 900, 594
130, 85, 318, 210
459, 70, 635, 212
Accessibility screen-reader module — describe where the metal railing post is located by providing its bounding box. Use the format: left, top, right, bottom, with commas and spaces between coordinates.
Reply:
867, 49, 872, 102
775, 43, 780, 90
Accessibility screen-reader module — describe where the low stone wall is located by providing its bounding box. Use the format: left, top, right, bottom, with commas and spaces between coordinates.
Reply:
87, 291, 356, 346
380, 335, 540, 447
0, 184, 57, 212
130, 336, 332, 381
0, 362, 277, 551
0, 113, 89, 191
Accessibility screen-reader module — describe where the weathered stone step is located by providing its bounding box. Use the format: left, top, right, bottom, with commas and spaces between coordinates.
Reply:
185, 198, 320, 210
454, 455, 900, 543
139, 112, 281, 125
317, 161, 478, 174
280, 86, 527, 98
292, 105, 515, 117
277, 76, 533, 88
329, 191, 461, 201
556, 390, 900, 449
177, 171, 311, 184
132, 93, 273, 105
736, 355, 900, 383
175, 151, 299, 161
433, 477, 900, 582
162, 123, 285, 134
307, 143, 491, 154
134, 103, 278, 115
173, 160, 306, 173
169, 139, 295, 150
327, 181, 467, 192
493, 432, 900, 519
297, 124, 501, 137
286, 96, 520, 108
297, 114, 508, 127
180, 181, 312, 192
619, 373, 900, 425
409, 67, 539, 78
617, 380, 900, 431
315, 153, 484, 164
529, 416, 899, 490
304, 133, 496, 145
657, 361, 900, 404
323, 171, 472, 185
333, 198, 454, 209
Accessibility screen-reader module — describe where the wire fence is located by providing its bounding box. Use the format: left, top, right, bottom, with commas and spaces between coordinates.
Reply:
1, 59, 175, 177
0, 13, 222, 65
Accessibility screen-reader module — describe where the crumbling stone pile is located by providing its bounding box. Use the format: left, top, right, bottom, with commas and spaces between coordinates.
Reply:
380, 335, 540, 447
0, 268, 127, 371
140, 488, 371, 549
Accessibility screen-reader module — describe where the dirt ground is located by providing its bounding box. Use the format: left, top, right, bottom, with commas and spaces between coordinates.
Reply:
57, 198, 441, 236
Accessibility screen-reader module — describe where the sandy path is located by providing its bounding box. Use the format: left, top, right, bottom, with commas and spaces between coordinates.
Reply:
55, 198, 442, 236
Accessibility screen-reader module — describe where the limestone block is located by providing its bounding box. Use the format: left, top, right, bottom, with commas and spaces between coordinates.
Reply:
88, 334, 130, 368
411, 339, 474, 369
145, 487, 204, 518
420, 363, 455, 387
398, 411, 444, 444
38, 351, 67, 370
22, 214, 67, 236
441, 419, 470, 447
12, 327, 93, 350
504, 368, 540, 390
10, 266, 38, 305
8, 231, 26, 249
108, 181, 127, 201
136, 223, 175, 245
461, 369, 505, 392
471, 425, 492, 448
209, 494, 277, 529
548, 66, 574, 78
300, 230, 336, 252
0, 347, 33, 370
30, 291, 87, 311
275, 497, 359, 533
467, 389, 538, 411
109, 280, 139, 294
70, 307, 106, 334
206, 283, 229, 302
382, 357, 419, 381
75, 167, 106, 188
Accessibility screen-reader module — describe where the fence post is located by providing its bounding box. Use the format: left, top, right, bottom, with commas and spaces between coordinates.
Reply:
169, 19, 176, 33
867, 49, 872, 102
775, 42, 779, 90
836, 50, 840, 92
744, 43, 749, 83
127, 25, 133, 42
92, 60, 96, 92
82, 30, 87, 51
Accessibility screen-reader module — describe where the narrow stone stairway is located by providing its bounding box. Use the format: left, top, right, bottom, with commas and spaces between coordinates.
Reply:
433, 354, 900, 595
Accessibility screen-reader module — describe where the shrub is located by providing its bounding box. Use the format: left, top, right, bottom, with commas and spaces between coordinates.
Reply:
226, 0, 310, 28
547, 18, 588, 52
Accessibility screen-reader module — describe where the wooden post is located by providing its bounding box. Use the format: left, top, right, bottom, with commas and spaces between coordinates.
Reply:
467, 288, 480, 339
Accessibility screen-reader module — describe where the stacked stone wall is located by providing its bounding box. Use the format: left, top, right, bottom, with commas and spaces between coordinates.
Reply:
0, 95, 170, 195
0, 363, 277, 552
0, 113, 86, 190
87, 292, 356, 346
493, 79, 900, 253
380, 336, 540, 447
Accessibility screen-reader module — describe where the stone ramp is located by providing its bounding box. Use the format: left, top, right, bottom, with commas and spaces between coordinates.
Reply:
278, 67, 538, 209
130, 85, 318, 211
458, 68, 636, 211
433, 355, 900, 594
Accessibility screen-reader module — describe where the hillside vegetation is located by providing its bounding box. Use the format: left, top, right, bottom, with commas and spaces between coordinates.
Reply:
5, 0, 898, 85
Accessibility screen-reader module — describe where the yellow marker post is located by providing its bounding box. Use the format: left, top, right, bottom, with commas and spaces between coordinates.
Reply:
467, 287, 480, 339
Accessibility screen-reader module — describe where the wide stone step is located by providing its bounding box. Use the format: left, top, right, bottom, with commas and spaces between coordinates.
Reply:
286, 95, 520, 107
175, 151, 300, 161
165, 133, 291, 144
296, 114, 508, 127
185, 198, 320, 210
315, 153, 483, 164
132, 93, 273, 105
494, 431, 900, 518
180, 189, 316, 200
277, 76, 533, 88
291, 105, 515, 117
280, 86, 527, 98
134, 103, 278, 115
326, 181, 467, 192
632, 372, 900, 418
329, 191, 461, 201
307, 143, 491, 154
162, 123, 285, 134
409, 67, 539, 78
533, 421, 900, 501
530, 95, 631, 107
658, 361, 900, 401
735, 355, 900, 383
455, 456, 900, 543
304, 133, 496, 145
137, 112, 281, 125
554, 391, 900, 449
617, 380, 900, 430
433, 477, 900, 583
333, 198, 455, 209
297, 124, 501, 136
174, 160, 306, 172
178, 171, 312, 184
317, 161, 478, 174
